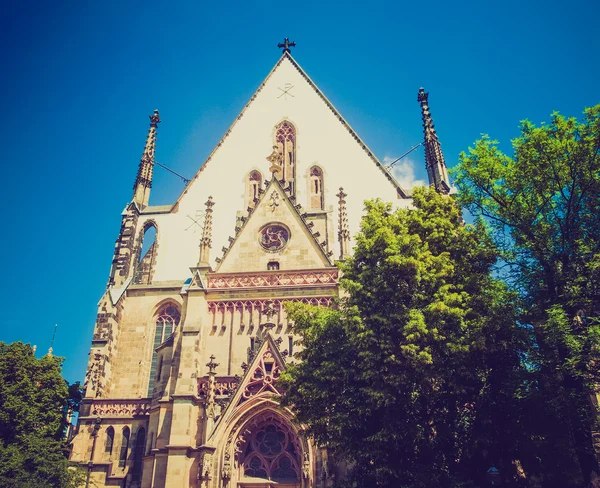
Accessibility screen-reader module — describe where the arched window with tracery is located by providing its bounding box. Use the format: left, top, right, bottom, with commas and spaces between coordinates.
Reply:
147, 303, 181, 397
118, 426, 130, 468
133, 222, 158, 285
248, 170, 263, 206
275, 121, 296, 195
105, 426, 115, 456
309, 166, 324, 210
238, 414, 301, 483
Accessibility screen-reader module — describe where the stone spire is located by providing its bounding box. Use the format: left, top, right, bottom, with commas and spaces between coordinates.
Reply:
198, 196, 215, 266
47, 323, 58, 356
336, 187, 350, 260
418, 88, 450, 194
132, 109, 161, 207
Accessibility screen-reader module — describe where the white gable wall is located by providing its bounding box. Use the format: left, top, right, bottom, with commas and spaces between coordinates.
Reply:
217, 180, 330, 274
145, 56, 411, 282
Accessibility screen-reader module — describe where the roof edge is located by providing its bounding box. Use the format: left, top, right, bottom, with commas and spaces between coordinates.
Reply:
173, 54, 289, 207
172, 52, 409, 207
284, 52, 409, 198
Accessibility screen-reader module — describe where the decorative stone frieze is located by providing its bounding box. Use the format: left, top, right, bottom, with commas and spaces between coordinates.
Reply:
86, 399, 151, 418
207, 269, 338, 289
207, 296, 333, 313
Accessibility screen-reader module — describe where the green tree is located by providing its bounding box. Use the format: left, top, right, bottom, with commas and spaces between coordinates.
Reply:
281, 188, 526, 487
453, 105, 600, 487
0, 342, 85, 488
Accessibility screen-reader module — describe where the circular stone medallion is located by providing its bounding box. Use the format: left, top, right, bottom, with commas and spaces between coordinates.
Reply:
259, 224, 290, 252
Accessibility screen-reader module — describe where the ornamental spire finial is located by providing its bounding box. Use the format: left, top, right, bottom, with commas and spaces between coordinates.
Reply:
418, 89, 450, 194
198, 196, 215, 266
133, 110, 161, 207
266, 146, 283, 178
206, 354, 219, 374
336, 187, 350, 260
205, 354, 218, 420
277, 38, 296, 54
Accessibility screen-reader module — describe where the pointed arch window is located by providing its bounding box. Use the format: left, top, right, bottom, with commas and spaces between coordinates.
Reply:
275, 121, 296, 194
131, 427, 146, 482
118, 427, 130, 468
147, 303, 181, 397
309, 166, 324, 210
247, 170, 263, 206
238, 415, 301, 483
134, 222, 158, 285
105, 426, 115, 455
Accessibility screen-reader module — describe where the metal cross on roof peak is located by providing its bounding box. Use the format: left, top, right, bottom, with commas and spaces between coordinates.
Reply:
278, 38, 296, 54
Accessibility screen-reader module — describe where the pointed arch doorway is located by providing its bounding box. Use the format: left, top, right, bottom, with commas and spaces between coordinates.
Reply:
237, 415, 301, 488
228, 411, 307, 488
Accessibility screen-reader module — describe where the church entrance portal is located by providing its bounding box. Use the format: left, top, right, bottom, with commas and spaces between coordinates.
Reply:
233, 413, 303, 488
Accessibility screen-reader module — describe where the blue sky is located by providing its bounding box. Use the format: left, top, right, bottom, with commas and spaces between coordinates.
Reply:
1, 0, 598, 383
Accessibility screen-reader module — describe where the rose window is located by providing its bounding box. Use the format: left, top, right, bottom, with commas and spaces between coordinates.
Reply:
259, 224, 290, 252
240, 419, 300, 482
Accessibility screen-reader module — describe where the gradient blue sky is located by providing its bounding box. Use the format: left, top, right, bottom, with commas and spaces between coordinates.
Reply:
1, 0, 598, 383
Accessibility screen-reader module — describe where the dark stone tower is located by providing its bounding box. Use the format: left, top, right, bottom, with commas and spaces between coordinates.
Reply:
418, 88, 450, 194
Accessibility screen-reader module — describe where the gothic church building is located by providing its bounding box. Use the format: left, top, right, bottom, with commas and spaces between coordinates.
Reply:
70, 43, 449, 488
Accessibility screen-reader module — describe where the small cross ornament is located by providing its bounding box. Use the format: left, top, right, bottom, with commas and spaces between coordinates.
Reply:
277, 38, 296, 53
206, 355, 219, 374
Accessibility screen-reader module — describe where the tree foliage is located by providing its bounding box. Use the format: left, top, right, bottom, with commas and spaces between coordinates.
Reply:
453, 105, 600, 486
0, 342, 85, 488
281, 188, 525, 487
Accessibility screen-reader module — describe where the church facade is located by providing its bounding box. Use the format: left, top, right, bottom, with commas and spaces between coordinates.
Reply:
69, 44, 449, 488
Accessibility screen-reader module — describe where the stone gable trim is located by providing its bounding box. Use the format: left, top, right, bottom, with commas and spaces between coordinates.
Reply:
214, 177, 334, 271
174, 55, 288, 207
284, 52, 408, 199
174, 52, 407, 208
211, 335, 288, 430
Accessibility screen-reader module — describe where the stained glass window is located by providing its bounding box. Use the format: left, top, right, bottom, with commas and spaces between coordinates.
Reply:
248, 171, 263, 205
259, 224, 290, 252
105, 426, 114, 454
275, 121, 296, 194
118, 427, 130, 468
239, 417, 300, 482
309, 166, 324, 210
147, 304, 181, 397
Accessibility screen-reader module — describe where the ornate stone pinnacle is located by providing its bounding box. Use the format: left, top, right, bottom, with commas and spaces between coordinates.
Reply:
266, 146, 283, 175
133, 109, 161, 206
206, 355, 219, 374
198, 196, 214, 266
418, 88, 450, 194
337, 187, 350, 260
149, 109, 161, 127
261, 300, 277, 330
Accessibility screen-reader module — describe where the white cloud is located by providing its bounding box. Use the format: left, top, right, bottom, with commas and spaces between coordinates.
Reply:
383, 156, 427, 190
